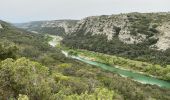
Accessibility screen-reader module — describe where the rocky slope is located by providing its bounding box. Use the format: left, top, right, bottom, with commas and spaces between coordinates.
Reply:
71, 12, 170, 50
72, 15, 127, 40
15, 12, 170, 50
15, 20, 78, 35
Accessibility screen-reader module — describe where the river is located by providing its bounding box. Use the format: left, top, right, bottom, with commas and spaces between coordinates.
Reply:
49, 35, 170, 89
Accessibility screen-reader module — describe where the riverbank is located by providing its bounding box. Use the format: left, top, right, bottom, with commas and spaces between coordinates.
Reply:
48, 35, 170, 88
67, 53, 170, 88
63, 48, 170, 81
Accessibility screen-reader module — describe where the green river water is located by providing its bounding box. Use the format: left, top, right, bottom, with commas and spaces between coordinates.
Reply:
66, 53, 170, 89
48, 35, 170, 89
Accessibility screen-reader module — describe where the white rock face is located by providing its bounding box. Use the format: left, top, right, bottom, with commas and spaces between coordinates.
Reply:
73, 15, 128, 40
0, 24, 3, 29
119, 28, 147, 44
72, 14, 147, 44
155, 22, 170, 50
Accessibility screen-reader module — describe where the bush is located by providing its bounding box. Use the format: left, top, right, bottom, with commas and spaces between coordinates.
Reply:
0, 40, 18, 60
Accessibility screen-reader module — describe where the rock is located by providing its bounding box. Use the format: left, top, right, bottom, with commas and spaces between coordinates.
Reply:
72, 14, 128, 40
72, 13, 149, 44
0, 24, 3, 29
118, 28, 146, 44
154, 22, 170, 50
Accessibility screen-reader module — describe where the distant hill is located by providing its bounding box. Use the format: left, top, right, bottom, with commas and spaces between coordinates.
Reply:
14, 20, 78, 36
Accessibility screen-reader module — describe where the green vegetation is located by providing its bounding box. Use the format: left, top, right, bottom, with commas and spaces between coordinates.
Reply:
0, 57, 120, 100
15, 20, 78, 36
29, 27, 65, 36
127, 12, 170, 36
1, 20, 170, 99
0, 40, 18, 60
51, 88, 117, 100
127, 13, 156, 37
67, 49, 170, 81
62, 31, 170, 66
0, 58, 50, 99
1, 57, 170, 100
62, 13, 170, 66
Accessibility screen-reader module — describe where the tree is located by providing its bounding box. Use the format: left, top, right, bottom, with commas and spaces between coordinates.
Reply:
0, 40, 18, 60
0, 58, 52, 99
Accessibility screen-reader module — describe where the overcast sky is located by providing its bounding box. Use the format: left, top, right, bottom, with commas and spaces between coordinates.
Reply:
0, 0, 170, 23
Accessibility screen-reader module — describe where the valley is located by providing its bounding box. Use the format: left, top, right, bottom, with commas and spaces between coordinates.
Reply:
1, 0, 170, 99
1, 12, 170, 100
49, 35, 170, 88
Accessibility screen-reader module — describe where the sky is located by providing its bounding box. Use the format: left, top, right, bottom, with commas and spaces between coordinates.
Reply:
0, 0, 170, 23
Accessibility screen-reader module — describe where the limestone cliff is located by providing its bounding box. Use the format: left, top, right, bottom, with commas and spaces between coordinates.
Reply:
71, 12, 170, 50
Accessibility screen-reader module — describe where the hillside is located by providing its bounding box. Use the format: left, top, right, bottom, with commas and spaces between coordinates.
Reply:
62, 12, 170, 65
71, 12, 170, 49
14, 20, 78, 36
1, 20, 170, 100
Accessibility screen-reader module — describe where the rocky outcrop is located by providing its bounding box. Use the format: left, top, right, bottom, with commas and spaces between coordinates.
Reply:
0, 24, 3, 29
71, 12, 170, 50
118, 30, 147, 44
72, 13, 150, 44
154, 22, 170, 50
73, 15, 128, 40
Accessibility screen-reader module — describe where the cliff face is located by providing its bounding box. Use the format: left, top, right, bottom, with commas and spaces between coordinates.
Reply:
73, 15, 128, 40
71, 12, 170, 50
